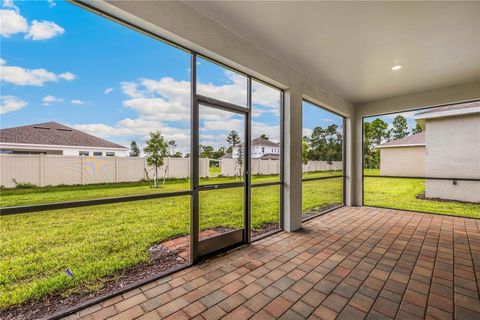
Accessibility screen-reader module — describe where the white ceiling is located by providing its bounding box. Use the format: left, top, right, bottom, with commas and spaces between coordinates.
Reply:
184, 1, 480, 103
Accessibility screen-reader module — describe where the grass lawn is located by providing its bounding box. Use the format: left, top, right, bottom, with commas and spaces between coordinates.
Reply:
0, 175, 339, 309
3, 169, 476, 309
208, 166, 221, 176
364, 169, 480, 218
0, 171, 339, 208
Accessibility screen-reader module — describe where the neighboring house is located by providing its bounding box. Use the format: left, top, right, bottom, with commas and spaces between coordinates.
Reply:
377, 132, 426, 177
0, 122, 128, 157
378, 101, 480, 203
231, 137, 280, 159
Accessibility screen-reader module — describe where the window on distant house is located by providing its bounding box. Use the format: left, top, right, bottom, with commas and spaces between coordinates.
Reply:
106, 152, 115, 157
93, 152, 102, 156
79, 151, 89, 156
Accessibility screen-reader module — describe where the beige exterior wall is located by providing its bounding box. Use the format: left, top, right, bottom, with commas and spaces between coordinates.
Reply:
425, 114, 480, 202
380, 146, 426, 177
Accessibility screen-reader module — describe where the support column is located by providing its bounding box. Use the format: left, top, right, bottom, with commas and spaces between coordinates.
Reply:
283, 88, 303, 232
351, 112, 364, 206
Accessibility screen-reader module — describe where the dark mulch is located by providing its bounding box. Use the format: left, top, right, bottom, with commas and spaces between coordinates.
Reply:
252, 222, 280, 239
416, 192, 479, 204
0, 246, 188, 320
302, 203, 342, 220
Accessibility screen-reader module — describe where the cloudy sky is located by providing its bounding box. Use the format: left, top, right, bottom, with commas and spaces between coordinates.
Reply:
302, 101, 344, 138
0, 0, 283, 154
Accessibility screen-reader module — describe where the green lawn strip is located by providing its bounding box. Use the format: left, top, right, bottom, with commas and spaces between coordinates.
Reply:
0, 171, 339, 208
364, 176, 480, 218
0, 182, 292, 309
302, 177, 343, 214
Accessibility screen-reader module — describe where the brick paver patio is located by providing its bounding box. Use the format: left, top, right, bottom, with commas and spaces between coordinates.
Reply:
65, 207, 480, 320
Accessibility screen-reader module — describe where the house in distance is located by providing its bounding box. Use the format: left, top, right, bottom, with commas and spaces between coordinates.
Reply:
378, 101, 480, 203
0, 122, 128, 157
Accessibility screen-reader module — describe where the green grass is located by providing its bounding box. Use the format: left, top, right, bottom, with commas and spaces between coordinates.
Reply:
364, 169, 480, 218
3, 168, 477, 310
302, 177, 343, 215
0, 175, 339, 309
0, 171, 339, 208
208, 166, 221, 176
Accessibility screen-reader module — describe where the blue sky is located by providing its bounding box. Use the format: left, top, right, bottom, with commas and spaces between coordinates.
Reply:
302, 101, 343, 138
364, 109, 424, 133
1, 0, 281, 154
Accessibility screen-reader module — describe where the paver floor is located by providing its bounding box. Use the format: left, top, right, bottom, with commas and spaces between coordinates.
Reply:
64, 207, 480, 320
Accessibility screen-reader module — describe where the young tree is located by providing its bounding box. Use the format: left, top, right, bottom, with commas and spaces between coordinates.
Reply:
227, 130, 241, 148
302, 137, 310, 165
226, 130, 242, 178
412, 123, 424, 135
143, 131, 169, 188
236, 144, 244, 177
391, 115, 409, 140
260, 134, 269, 140
168, 140, 177, 156
129, 140, 140, 157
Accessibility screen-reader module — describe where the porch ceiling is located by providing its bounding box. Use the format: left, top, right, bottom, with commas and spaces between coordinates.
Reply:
183, 1, 480, 103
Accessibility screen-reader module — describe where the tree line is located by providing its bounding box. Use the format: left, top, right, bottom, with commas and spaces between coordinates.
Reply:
363, 115, 423, 169
302, 124, 343, 165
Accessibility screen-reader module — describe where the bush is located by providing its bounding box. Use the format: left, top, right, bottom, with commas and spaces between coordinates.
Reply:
11, 179, 37, 189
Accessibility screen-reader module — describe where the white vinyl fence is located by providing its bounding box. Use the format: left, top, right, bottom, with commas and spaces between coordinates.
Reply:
0, 154, 208, 188
0, 154, 342, 188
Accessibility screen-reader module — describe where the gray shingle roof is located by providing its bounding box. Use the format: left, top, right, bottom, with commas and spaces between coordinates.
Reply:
378, 132, 425, 148
252, 137, 279, 147
415, 100, 480, 116
0, 122, 127, 149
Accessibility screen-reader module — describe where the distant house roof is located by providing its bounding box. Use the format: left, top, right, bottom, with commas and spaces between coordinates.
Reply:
252, 137, 279, 147
0, 122, 127, 149
414, 100, 480, 120
378, 132, 425, 148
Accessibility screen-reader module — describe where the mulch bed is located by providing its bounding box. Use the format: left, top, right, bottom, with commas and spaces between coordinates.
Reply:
252, 222, 280, 239
0, 246, 189, 320
302, 203, 342, 220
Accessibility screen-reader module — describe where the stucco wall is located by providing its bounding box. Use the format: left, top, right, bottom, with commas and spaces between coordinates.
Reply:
353, 83, 480, 206
424, 113, 480, 202
380, 146, 426, 177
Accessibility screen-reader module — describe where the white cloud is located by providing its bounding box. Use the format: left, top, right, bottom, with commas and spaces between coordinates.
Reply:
104, 87, 113, 94
42, 95, 63, 105
47, 0, 56, 8
3, 0, 15, 8
0, 9, 28, 37
74, 71, 281, 152
0, 95, 26, 114
1, 3, 64, 40
302, 128, 313, 138
71, 99, 85, 105
58, 72, 75, 81
25, 20, 64, 40
0, 59, 76, 86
